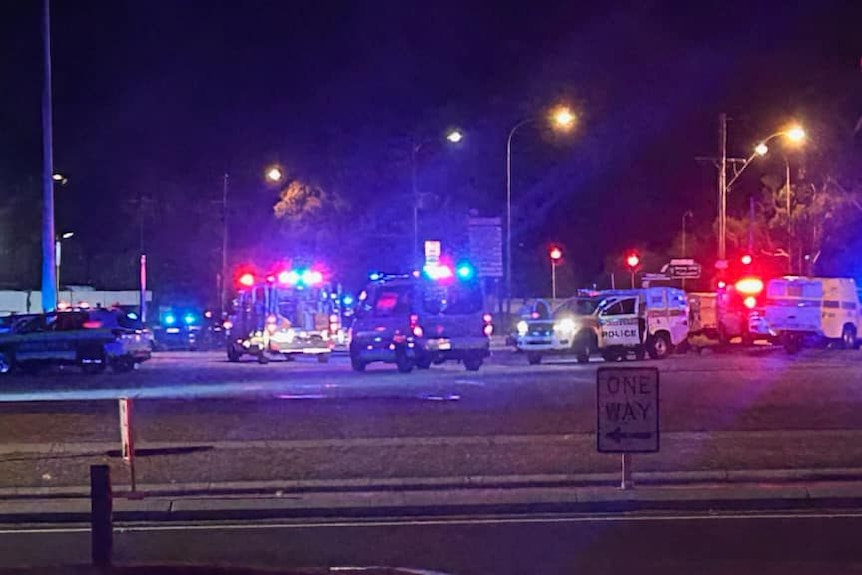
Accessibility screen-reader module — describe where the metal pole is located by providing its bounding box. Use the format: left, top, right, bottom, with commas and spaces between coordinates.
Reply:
681, 213, 687, 291
55, 239, 61, 299
620, 453, 633, 490
631, 271, 635, 289
139, 255, 147, 323
748, 195, 755, 253
40, 0, 57, 312
220, 173, 229, 315
785, 157, 792, 274
551, 262, 557, 301
505, 131, 513, 315
412, 143, 420, 269
718, 113, 727, 262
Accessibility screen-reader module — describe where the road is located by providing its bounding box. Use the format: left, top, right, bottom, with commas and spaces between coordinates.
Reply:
2, 509, 862, 573
0, 348, 860, 490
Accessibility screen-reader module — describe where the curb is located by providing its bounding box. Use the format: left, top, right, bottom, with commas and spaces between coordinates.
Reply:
3, 467, 862, 500
3, 481, 862, 524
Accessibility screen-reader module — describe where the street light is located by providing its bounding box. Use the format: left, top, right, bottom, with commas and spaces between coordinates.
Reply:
506, 106, 577, 312
412, 129, 464, 267
265, 166, 283, 183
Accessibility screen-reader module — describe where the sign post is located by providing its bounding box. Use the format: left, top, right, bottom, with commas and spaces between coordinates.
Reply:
118, 397, 136, 493
597, 367, 660, 489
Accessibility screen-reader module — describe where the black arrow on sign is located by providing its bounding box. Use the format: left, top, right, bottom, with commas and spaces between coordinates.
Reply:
606, 427, 653, 444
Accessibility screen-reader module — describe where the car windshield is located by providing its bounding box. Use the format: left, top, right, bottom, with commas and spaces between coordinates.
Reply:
553, 298, 599, 318
4, 2, 861, 572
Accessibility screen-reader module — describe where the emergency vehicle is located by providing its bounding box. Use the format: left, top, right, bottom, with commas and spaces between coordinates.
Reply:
0, 308, 151, 374
348, 263, 492, 373
515, 293, 603, 364
595, 287, 689, 361
225, 266, 342, 363
764, 277, 862, 353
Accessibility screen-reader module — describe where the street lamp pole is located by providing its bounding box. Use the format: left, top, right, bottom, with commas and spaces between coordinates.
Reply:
40, 0, 57, 312
506, 119, 534, 314
220, 173, 229, 315
785, 157, 792, 274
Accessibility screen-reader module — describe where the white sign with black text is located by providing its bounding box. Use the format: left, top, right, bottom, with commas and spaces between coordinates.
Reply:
597, 367, 660, 453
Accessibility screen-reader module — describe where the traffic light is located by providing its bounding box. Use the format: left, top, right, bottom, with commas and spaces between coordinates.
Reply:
549, 246, 563, 263
626, 253, 640, 269
238, 272, 255, 287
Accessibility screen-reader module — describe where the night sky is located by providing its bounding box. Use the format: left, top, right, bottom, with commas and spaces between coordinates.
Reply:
1, 1, 861, 301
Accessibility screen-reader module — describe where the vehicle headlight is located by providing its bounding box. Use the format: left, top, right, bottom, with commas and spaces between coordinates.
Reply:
517, 320, 529, 336
554, 318, 577, 334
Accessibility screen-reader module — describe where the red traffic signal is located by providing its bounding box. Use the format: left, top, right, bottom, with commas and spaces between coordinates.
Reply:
238, 272, 255, 287
549, 246, 563, 262
625, 253, 640, 269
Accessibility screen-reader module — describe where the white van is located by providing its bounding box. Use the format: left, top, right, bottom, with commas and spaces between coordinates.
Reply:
764, 277, 861, 352
596, 287, 689, 361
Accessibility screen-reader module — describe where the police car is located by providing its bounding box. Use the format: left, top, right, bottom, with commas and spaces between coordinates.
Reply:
515, 295, 603, 364
348, 264, 491, 373
0, 309, 151, 375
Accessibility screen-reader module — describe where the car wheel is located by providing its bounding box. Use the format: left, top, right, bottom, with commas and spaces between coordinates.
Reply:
783, 334, 801, 354
227, 345, 242, 363
527, 352, 542, 365
350, 356, 367, 372
257, 353, 270, 365
0, 351, 13, 375
841, 324, 857, 350
601, 350, 620, 362
464, 355, 483, 371
111, 356, 136, 373
647, 332, 672, 360
395, 349, 414, 373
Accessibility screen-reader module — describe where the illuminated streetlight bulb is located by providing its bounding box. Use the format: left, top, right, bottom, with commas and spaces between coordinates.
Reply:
446, 129, 464, 144
755, 143, 769, 156
785, 126, 806, 143
551, 107, 576, 129
265, 167, 283, 183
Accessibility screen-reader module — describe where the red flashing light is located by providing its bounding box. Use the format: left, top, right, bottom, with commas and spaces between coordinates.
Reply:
239, 273, 255, 287
717, 280, 727, 290
740, 254, 753, 265
626, 253, 640, 269
483, 324, 494, 336
549, 247, 563, 262
743, 296, 758, 309
483, 313, 493, 324
736, 277, 764, 295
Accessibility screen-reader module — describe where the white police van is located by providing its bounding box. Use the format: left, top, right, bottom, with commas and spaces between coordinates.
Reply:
596, 287, 689, 361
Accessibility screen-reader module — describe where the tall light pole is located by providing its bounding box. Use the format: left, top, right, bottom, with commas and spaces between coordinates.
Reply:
41, 0, 57, 312
55, 231, 73, 299
220, 173, 229, 315
411, 129, 463, 268
506, 107, 575, 312
719, 124, 805, 263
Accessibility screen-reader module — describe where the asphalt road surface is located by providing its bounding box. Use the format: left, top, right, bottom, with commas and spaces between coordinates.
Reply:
2, 509, 862, 573
1, 348, 861, 489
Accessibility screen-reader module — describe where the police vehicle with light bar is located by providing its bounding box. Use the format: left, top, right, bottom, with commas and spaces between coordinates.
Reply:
348, 263, 492, 373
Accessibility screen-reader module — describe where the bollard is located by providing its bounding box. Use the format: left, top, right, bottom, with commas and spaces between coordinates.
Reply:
90, 464, 113, 568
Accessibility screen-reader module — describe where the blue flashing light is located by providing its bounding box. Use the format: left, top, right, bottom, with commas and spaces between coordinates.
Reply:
456, 263, 474, 280
164, 314, 176, 325
369, 272, 382, 281
183, 313, 196, 325
342, 294, 354, 306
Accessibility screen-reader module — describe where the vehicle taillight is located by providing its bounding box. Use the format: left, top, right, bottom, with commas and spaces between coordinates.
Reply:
409, 314, 423, 338
482, 313, 493, 336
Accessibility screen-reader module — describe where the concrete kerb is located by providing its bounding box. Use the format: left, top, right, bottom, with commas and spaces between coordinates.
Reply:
3, 467, 862, 501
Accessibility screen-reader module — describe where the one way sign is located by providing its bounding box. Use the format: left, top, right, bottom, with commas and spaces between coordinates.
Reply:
597, 367, 660, 453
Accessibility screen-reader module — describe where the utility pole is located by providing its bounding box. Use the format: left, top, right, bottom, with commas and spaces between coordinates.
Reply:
718, 113, 727, 262
40, 0, 57, 312
220, 173, 229, 315
785, 157, 792, 274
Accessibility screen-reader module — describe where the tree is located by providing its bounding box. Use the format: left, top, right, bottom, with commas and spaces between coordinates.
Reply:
273, 178, 350, 258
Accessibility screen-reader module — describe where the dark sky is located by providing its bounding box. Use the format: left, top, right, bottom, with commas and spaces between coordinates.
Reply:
2, 1, 861, 297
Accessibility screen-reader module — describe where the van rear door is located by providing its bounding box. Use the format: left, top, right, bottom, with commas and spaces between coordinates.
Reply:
765, 279, 823, 333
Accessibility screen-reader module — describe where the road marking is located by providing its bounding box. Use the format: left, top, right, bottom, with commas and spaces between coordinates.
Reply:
3, 509, 862, 535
